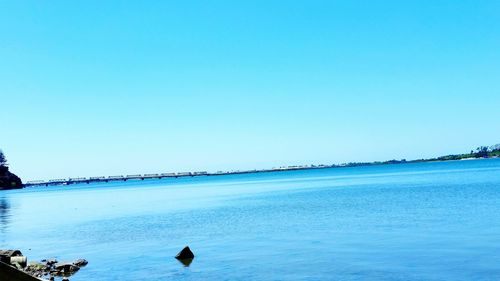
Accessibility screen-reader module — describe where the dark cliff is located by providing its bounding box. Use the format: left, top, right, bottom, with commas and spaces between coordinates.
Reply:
0, 166, 23, 190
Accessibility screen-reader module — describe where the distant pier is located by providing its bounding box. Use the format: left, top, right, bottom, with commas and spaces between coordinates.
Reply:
23, 165, 319, 188
25, 171, 208, 187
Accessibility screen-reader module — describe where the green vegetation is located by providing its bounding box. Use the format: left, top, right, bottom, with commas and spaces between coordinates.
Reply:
0, 149, 23, 189
332, 144, 500, 168
432, 145, 500, 161
0, 150, 8, 174
0, 149, 6, 167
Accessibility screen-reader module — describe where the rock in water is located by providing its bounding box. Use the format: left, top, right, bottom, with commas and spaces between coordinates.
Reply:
73, 259, 88, 267
175, 246, 194, 267
53, 263, 80, 275
175, 246, 195, 260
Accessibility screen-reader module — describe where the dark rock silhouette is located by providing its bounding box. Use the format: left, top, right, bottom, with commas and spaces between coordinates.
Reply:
0, 260, 40, 281
0, 150, 23, 190
175, 246, 195, 260
0, 166, 23, 190
175, 246, 194, 266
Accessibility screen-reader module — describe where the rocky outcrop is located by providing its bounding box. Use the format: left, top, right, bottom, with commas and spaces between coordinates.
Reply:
0, 260, 40, 281
0, 166, 23, 190
2, 249, 88, 280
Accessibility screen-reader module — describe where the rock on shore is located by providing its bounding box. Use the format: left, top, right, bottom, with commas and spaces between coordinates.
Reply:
1, 249, 87, 280
0, 166, 23, 190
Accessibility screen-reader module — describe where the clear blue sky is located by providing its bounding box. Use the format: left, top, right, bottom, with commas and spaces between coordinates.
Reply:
1, 1, 499, 180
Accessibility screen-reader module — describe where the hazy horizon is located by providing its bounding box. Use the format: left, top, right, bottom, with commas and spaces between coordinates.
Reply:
2, 1, 499, 180
3, 142, 498, 182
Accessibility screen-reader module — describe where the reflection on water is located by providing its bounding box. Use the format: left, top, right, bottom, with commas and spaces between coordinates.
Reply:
177, 258, 193, 267
0, 197, 10, 235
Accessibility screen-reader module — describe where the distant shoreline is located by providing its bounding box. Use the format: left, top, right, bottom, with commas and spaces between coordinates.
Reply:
23, 153, 499, 188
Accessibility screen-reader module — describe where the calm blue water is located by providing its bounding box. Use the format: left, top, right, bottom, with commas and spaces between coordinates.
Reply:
1, 159, 500, 280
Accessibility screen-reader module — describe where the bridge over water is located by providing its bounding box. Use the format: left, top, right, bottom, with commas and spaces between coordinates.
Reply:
24, 171, 211, 187
23, 165, 319, 188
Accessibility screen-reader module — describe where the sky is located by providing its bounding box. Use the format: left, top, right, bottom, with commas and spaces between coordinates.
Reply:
1, 0, 499, 181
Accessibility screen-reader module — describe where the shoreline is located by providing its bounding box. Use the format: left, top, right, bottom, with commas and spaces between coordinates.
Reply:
23, 156, 498, 188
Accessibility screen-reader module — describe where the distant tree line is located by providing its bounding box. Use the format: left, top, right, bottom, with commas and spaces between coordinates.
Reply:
0, 150, 6, 166
335, 144, 500, 168
435, 144, 500, 161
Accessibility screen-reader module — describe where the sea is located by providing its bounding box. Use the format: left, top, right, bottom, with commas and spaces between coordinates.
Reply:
1, 159, 500, 281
